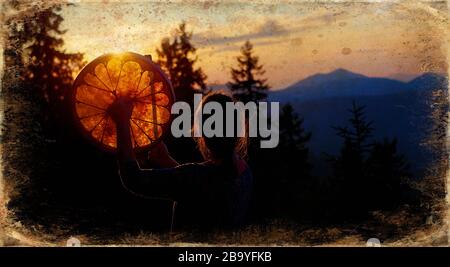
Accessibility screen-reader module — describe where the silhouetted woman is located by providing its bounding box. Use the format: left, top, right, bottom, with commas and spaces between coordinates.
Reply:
108, 91, 253, 229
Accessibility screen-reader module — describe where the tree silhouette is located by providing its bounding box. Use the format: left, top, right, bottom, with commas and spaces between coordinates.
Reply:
156, 22, 207, 105
278, 104, 312, 175
23, 5, 85, 137
2, 0, 48, 204
329, 101, 414, 216
251, 103, 312, 219
366, 138, 410, 209
2, 1, 85, 173
227, 41, 269, 103
332, 102, 373, 179
329, 101, 373, 217
2, 2, 87, 224
155, 22, 206, 163
333, 102, 374, 156
277, 104, 313, 217
3, 0, 28, 81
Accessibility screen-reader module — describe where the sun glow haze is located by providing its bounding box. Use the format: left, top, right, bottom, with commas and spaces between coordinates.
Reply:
61, 0, 448, 89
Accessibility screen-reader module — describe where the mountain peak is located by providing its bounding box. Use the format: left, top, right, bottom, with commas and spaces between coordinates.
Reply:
330, 68, 352, 74
408, 72, 448, 90
290, 68, 364, 88
271, 68, 408, 101
414, 72, 445, 80
326, 68, 365, 79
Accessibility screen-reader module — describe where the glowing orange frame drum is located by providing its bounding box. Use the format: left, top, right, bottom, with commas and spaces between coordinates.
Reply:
71, 52, 175, 152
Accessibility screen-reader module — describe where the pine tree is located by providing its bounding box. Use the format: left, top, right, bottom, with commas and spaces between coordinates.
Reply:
330, 102, 414, 215
2, 1, 84, 176
156, 22, 207, 105
23, 4, 85, 137
329, 101, 374, 217
2, 1, 86, 221
333, 101, 374, 157
252, 103, 312, 219
3, 0, 27, 82
2, 0, 46, 198
155, 22, 206, 162
278, 104, 311, 173
366, 138, 410, 209
277, 104, 313, 218
227, 41, 269, 103
331, 102, 373, 184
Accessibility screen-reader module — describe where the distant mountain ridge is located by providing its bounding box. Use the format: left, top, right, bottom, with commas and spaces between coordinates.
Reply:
407, 72, 448, 90
270, 69, 447, 102
268, 69, 448, 177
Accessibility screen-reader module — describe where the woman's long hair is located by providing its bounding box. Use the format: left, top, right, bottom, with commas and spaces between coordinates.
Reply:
193, 90, 248, 164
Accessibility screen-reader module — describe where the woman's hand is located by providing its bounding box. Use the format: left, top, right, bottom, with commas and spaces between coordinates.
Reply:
148, 142, 170, 161
148, 142, 179, 168
107, 97, 134, 124
108, 97, 135, 162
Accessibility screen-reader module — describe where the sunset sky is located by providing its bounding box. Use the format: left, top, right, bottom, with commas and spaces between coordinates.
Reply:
60, 0, 447, 89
